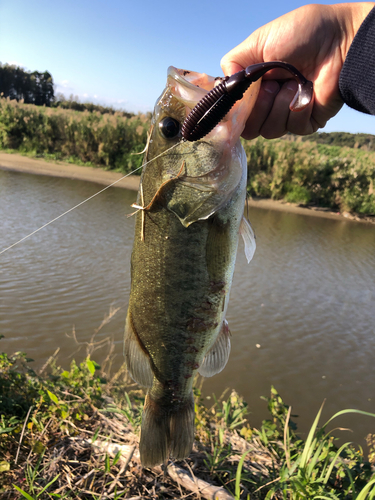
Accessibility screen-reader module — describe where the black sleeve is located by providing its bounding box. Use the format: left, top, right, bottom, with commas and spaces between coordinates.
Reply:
339, 6, 375, 115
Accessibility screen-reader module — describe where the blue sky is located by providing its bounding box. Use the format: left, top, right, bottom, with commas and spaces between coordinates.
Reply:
1, 0, 374, 134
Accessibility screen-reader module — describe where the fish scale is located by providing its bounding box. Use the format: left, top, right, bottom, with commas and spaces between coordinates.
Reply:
124, 66, 257, 467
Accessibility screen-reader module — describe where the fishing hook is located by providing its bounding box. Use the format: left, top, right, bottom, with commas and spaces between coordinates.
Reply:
181, 61, 313, 142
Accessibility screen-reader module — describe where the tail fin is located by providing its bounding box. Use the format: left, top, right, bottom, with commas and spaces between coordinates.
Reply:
169, 392, 195, 460
139, 392, 195, 467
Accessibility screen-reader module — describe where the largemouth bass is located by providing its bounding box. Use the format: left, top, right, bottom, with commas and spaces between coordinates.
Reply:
124, 66, 258, 467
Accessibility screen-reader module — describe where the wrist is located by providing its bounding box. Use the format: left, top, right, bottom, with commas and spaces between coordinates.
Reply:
332, 3, 375, 60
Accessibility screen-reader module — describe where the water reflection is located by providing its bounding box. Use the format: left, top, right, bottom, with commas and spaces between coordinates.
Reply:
0, 170, 136, 361
204, 208, 375, 442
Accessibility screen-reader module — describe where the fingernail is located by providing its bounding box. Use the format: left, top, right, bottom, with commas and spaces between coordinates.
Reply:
286, 80, 297, 92
262, 80, 279, 94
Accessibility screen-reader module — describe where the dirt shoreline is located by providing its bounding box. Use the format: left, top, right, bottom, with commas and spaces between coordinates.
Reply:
1, 151, 374, 224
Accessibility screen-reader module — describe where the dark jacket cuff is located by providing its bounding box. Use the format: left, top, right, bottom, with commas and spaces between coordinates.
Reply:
339, 6, 375, 114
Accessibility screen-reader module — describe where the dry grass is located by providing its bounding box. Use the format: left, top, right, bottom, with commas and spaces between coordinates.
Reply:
1, 379, 279, 499
2, 311, 375, 499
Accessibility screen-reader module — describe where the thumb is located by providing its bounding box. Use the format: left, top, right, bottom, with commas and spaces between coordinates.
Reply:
220, 57, 245, 77
221, 30, 265, 76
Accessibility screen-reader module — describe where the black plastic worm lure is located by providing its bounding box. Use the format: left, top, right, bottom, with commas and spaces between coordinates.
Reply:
181, 61, 313, 142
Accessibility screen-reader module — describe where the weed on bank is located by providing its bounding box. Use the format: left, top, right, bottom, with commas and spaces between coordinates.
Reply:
1, 97, 375, 217
0, 97, 149, 173
1, 340, 375, 499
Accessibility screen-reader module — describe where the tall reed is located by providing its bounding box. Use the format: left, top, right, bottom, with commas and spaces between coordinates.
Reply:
0, 97, 149, 173
244, 137, 375, 214
1, 97, 375, 214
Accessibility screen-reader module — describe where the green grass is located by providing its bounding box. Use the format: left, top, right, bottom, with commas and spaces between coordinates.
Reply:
0, 97, 149, 174
1, 337, 375, 499
1, 97, 375, 216
243, 137, 375, 215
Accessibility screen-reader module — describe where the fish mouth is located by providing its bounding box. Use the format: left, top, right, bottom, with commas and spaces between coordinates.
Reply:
168, 66, 220, 88
167, 66, 221, 109
167, 66, 260, 146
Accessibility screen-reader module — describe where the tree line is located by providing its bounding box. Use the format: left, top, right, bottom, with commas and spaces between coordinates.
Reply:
0, 63, 54, 106
52, 93, 135, 117
0, 63, 135, 116
1, 63, 373, 152
290, 131, 375, 152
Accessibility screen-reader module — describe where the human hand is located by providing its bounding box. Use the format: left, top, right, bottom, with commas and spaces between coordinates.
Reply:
221, 3, 375, 139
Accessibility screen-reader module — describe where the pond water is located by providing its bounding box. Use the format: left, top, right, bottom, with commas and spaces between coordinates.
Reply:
1, 168, 375, 446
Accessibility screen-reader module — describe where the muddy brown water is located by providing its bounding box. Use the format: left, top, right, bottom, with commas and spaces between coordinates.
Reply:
1, 169, 375, 447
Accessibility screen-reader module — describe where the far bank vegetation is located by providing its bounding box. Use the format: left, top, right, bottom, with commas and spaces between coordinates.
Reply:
0, 64, 375, 216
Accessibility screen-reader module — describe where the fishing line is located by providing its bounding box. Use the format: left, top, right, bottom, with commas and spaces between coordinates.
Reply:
0, 141, 183, 256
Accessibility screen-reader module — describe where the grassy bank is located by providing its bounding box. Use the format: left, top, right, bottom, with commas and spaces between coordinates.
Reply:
1, 340, 375, 499
243, 137, 375, 215
0, 98, 149, 173
1, 97, 375, 216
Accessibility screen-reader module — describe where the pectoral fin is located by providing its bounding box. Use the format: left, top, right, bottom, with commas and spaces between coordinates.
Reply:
240, 216, 256, 263
165, 181, 215, 227
162, 146, 236, 227
124, 312, 153, 387
198, 320, 231, 378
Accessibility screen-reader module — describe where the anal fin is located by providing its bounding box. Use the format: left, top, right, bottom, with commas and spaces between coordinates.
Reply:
124, 312, 153, 387
198, 320, 231, 378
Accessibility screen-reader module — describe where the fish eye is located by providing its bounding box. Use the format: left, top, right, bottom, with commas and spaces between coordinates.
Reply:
159, 116, 180, 139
